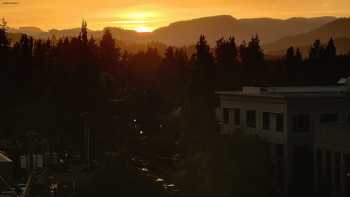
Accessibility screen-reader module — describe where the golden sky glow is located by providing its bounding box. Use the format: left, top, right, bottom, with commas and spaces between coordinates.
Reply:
1, 0, 350, 31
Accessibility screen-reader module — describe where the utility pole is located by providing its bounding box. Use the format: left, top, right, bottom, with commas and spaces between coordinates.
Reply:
80, 112, 90, 170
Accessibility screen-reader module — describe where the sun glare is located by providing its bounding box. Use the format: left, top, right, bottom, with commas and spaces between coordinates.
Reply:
114, 11, 158, 32
135, 26, 152, 33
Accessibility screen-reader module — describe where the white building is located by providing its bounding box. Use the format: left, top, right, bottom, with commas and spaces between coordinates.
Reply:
215, 80, 350, 196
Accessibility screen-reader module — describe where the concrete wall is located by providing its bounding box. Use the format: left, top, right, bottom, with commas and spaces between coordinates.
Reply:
217, 95, 287, 144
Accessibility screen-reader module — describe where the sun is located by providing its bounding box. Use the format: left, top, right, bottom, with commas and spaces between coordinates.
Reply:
135, 26, 152, 33
115, 11, 157, 32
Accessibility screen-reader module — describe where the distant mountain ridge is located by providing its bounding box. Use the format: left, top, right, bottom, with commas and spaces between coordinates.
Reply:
265, 18, 350, 55
151, 15, 337, 45
8, 15, 337, 47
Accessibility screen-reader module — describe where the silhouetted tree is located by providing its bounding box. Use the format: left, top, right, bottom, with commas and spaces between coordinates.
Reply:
215, 37, 238, 66
240, 35, 265, 84
0, 18, 9, 51
309, 39, 324, 61
0, 18, 11, 111
324, 38, 336, 62
215, 37, 239, 89
79, 20, 88, 45
158, 47, 189, 109
246, 35, 264, 69
286, 46, 295, 63
285, 47, 303, 84
99, 29, 121, 73
295, 48, 303, 64
184, 35, 216, 151
238, 40, 248, 64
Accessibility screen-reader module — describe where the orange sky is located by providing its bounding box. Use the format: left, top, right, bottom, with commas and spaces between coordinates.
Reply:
1, 0, 350, 32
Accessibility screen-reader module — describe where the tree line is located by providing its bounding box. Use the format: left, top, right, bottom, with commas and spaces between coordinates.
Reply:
2, 19, 350, 196
1, 19, 350, 137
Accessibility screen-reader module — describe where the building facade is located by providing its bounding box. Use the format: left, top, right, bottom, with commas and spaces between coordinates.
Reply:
216, 85, 350, 196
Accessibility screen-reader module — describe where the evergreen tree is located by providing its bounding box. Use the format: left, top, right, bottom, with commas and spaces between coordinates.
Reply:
295, 48, 303, 64
0, 18, 9, 50
99, 29, 121, 74
285, 47, 303, 84
309, 39, 324, 61
215, 37, 238, 67
246, 35, 264, 67
215, 37, 239, 89
241, 35, 265, 84
185, 35, 215, 147
238, 40, 248, 64
324, 38, 336, 61
158, 47, 189, 108
79, 20, 88, 45
286, 46, 295, 63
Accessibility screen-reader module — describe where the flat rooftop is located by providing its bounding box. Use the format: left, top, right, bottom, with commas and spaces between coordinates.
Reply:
216, 85, 350, 99
0, 152, 12, 162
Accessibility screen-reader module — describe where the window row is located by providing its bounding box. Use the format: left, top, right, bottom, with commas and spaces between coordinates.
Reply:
222, 108, 284, 132
319, 112, 350, 123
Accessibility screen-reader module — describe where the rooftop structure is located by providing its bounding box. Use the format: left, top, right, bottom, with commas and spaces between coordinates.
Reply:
215, 78, 350, 196
0, 152, 12, 163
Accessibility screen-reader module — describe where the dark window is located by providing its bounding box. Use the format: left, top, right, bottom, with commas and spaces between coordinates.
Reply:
317, 149, 323, 180
223, 108, 229, 124
326, 151, 332, 182
276, 113, 284, 132
234, 109, 240, 125
345, 154, 350, 194
262, 112, 270, 130
246, 110, 256, 128
335, 152, 341, 190
293, 114, 311, 133
320, 113, 338, 123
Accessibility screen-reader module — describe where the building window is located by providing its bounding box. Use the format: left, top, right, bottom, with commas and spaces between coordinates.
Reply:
320, 113, 338, 123
276, 113, 284, 132
246, 110, 256, 128
335, 152, 341, 190
344, 154, 350, 194
262, 112, 270, 130
234, 109, 240, 125
223, 108, 229, 124
293, 114, 311, 132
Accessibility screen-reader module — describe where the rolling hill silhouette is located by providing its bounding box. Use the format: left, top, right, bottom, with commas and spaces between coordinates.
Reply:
8, 15, 336, 47
265, 18, 350, 55
151, 15, 336, 45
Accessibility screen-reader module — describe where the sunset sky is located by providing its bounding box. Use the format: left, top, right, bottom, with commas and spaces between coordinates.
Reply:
1, 0, 350, 32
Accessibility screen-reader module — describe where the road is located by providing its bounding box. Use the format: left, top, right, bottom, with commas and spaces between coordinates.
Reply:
76, 155, 182, 197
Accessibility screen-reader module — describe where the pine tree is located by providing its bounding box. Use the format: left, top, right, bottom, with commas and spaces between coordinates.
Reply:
309, 39, 324, 61
324, 38, 336, 61
286, 46, 295, 63
215, 37, 238, 67
238, 40, 247, 64
0, 18, 9, 50
295, 48, 303, 64
215, 36, 239, 89
99, 29, 120, 74
185, 35, 215, 148
246, 35, 264, 67
80, 20, 88, 45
